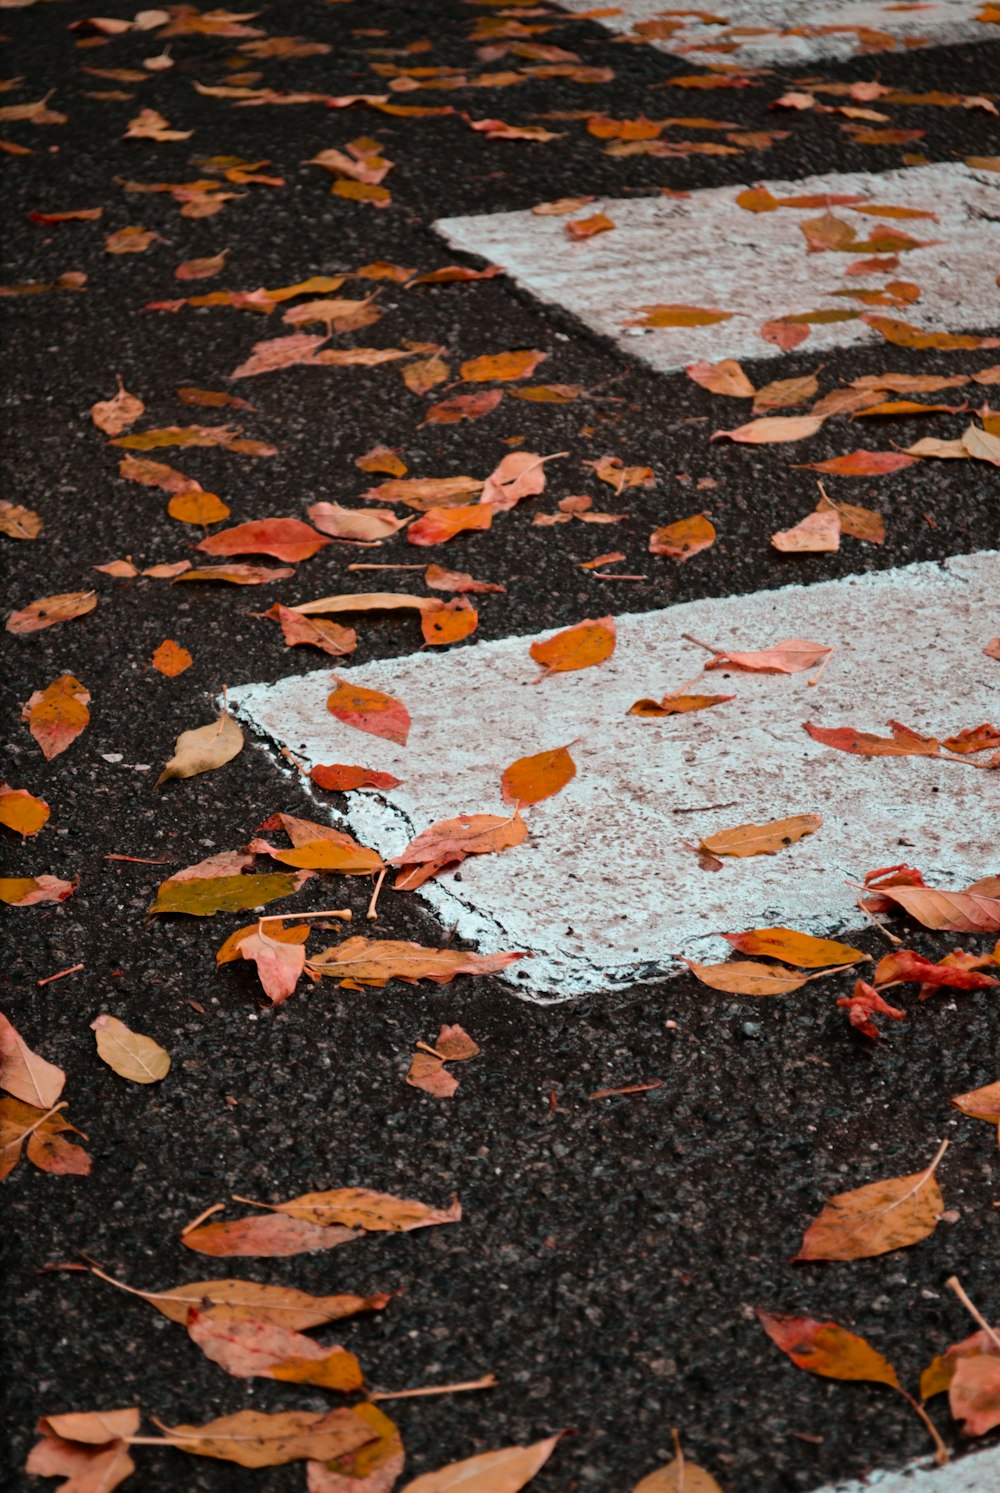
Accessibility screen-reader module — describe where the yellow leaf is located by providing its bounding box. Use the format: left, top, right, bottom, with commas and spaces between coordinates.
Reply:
91, 1015, 170, 1084
156, 709, 243, 787
681, 959, 810, 995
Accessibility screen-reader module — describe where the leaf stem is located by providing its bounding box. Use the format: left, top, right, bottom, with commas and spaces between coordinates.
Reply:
946, 1275, 1000, 1351
896, 1385, 949, 1466
368, 1373, 497, 1402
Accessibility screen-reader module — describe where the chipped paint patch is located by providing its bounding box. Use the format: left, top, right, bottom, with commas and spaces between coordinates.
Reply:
229, 552, 995, 1000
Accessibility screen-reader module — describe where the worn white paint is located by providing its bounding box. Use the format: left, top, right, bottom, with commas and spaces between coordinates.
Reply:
436, 163, 1000, 374
230, 552, 996, 1001
813, 1445, 1000, 1492
556, 0, 987, 68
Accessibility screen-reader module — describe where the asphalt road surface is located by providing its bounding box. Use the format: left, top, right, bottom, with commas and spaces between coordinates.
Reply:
1, 3, 998, 1491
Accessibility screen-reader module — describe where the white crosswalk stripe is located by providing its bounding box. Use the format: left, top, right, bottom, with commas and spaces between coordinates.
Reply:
436, 162, 1000, 374
231, 551, 995, 1001
814, 1444, 1000, 1491
556, 0, 988, 69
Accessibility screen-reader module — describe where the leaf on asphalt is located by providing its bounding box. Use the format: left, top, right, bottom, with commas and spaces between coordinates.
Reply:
753, 370, 820, 413
176, 563, 293, 583
724, 928, 867, 968
402, 355, 451, 394
308, 503, 407, 542
402, 1435, 560, 1492
798, 451, 917, 475
91, 1014, 169, 1084
158, 1407, 381, 1468
700, 813, 822, 857
306, 1403, 404, 1493
186, 1309, 364, 1392
0, 875, 78, 907
681, 959, 810, 996
711, 415, 824, 444
151, 639, 193, 677
501, 745, 576, 807
175, 249, 229, 281
112, 1272, 390, 1330
686, 359, 755, 397
0, 1097, 91, 1181
530, 616, 615, 679
106, 224, 158, 254
309, 937, 526, 989
699, 639, 833, 675
815, 493, 885, 544
0, 500, 44, 540
407, 1024, 481, 1099
151, 870, 312, 917
950, 1079, 1000, 1127
156, 710, 244, 787
407, 504, 493, 546
26, 1418, 136, 1493
197, 519, 331, 563
649, 514, 715, 561
632, 1430, 722, 1491
874, 948, 999, 994
217, 921, 310, 965
794, 1142, 947, 1261
365, 476, 483, 510
421, 599, 478, 646
184, 1213, 361, 1258
292, 592, 435, 618
424, 390, 503, 425
245, 1187, 461, 1233
859, 886, 1000, 934
263, 604, 358, 659
0, 1012, 64, 1108
837, 978, 907, 1040
460, 349, 546, 383
327, 680, 410, 746
310, 763, 402, 793
167, 488, 231, 525
921, 1331, 1000, 1437
757, 1311, 900, 1387
481, 450, 558, 511
231, 332, 328, 378
91, 376, 144, 436
0, 782, 50, 838
7, 591, 96, 635
771, 510, 841, 553
250, 814, 382, 875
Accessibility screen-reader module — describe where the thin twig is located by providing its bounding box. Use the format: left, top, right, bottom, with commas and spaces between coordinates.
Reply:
36, 963, 84, 987
368, 1373, 497, 1402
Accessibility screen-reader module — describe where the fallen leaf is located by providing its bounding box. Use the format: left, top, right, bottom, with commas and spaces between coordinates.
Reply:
197, 519, 331, 563
771, 510, 841, 553
26, 1419, 135, 1493
566, 212, 615, 240
177, 564, 296, 585
0, 875, 77, 907
402, 355, 450, 394
632, 1430, 722, 1492
7, 590, 97, 634
530, 616, 615, 679
159, 1407, 380, 1468
681, 959, 810, 996
0, 1012, 64, 1108
156, 710, 244, 788
424, 564, 505, 595
712, 415, 824, 444
151, 870, 312, 917
699, 639, 833, 675
501, 746, 576, 807
0, 783, 50, 838
263, 604, 358, 659
366, 476, 483, 510
950, 1079, 1000, 1125
700, 814, 822, 857
231, 332, 327, 379
91, 1015, 170, 1084
753, 371, 820, 413
874, 948, 999, 994
686, 359, 755, 397
460, 350, 546, 383
816, 494, 885, 544
308, 503, 407, 542
184, 1214, 361, 1258
105, 225, 158, 254
186, 1309, 364, 1392
0, 500, 44, 540
922, 1331, 1000, 1437
327, 680, 410, 746
838, 978, 907, 1039
724, 929, 867, 968
167, 489, 231, 525
310, 764, 402, 793
424, 390, 503, 424
863, 315, 1000, 351
421, 600, 478, 646
244, 1187, 461, 1233
757, 1311, 900, 1387
408, 504, 493, 546
942, 723, 1000, 754
306, 1404, 403, 1493
803, 719, 989, 764
91, 376, 144, 435
794, 1142, 947, 1261
392, 812, 526, 889
0, 1097, 90, 1180
124, 107, 192, 141
628, 694, 733, 717
481, 450, 558, 511
400, 1435, 560, 1491
309, 937, 526, 989
175, 249, 229, 281
629, 304, 732, 329
22, 675, 91, 760
104, 1270, 388, 1330
649, 514, 715, 561
151, 639, 192, 677
407, 1023, 480, 1099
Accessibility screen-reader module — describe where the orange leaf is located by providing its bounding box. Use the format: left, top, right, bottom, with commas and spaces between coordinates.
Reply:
263, 604, 357, 659
310, 763, 402, 793
421, 599, 478, 645
245, 1186, 461, 1232
91, 375, 144, 435
501, 745, 576, 807
700, 813, 822, 857
407, 504, 493, 547
950, 1079, 1000, 1124
868, 886, 1000, 934
460, 349, 546, 383
151, 639, 193, 677
649, 513, 715, 561
0, 875, 77, 907
183, 1213, 359, 1258
0, 1012, 65, 1108
628, 694, 732, 717
794, 1142, 947, 1261
391, 812, 526, 883
771, 509, 841, 553
186, 1309, 364, 1392
686, 358, 755, 397
177, 565, 296, 585
424, 389, 503, 424
699, 638, 833, 675
400, 1434, 561, 1491
0, 783, 50, 838
197, 519, 331, 563
862, 315, 1000, 350
167, 489, 231, 525
629, 303, 732, 329
804, 719, 943, 759
309, 937, 526, 988
239, 931, 308, 1005
757, 1311, 900, 1388
7, 591, 97, 635
565, 212, 615, 240
530, 616, 616, 678
327, 681, 410, 746
712, 414, 824, 444
22, 675, 91, 760
681, 959, 809, 996
724, 928, 867, 968
0, 1097, 90, 1180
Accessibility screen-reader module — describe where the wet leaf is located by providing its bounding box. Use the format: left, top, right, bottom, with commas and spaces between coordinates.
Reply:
530, 616, 615, 678
22, 675, 90, 760
197, 520, 331, 563
724, 929, 867, 968
91, 1015, 170, 1084
681, 959, 810, 996
156, 710, 244, 788
700, 814, 822, 857
327, 680, 410, 746
310, 764, 402, 793
263, 604, 357, 659
186, 1309, 364, 1392
7, 591, 97, 635
408, 504, 493, 546
151, 639, 192, 677
400, 1434, 560, 1491
758, 1311, 900, 1387
501, 745, 576, 807
460, 350, 546, 383
0, 1097, 90, 1180
0, 875, 77, 907
649, 514, 715, 561
309, 937, 526, 988
159, 1407, 380, 1468
91, 376, 144, 436
794, 1143, 947, 1260
712, 415, 824, 444
0, 783, 50, 838
151, 870, 312, 917
0, 1012, 64, 1108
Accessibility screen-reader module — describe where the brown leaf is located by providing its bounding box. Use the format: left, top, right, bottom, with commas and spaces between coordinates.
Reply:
400, 1434, 560, 1491
186, 1309, 364, 1392
26, 1427, 135, 1492
424, 390, 502, 424
392, 812, 526, 888
91, 1015, 170, 1084
231, 332, 327, 379
0, 500, 44, 540
244, 1187, 461, 1232
633, 1431, 722, 1491
159, 1407, 379, 1468
91, 376, 144, 436
306, 1404, 403, 1493
7, 591, 97, 635
156, 710, 244, 788
629, 303, 732, 329
794, 1141, 947, 1261
183, 1214, 361, 1258
402, 356, 450, 394
176, 564, 296, 585
22, 675, 91, 760
950, 1079, 1000, 1125
0, 1012, 64, 1108
753, 371, 820, 413
113, 1272, 389, 1330
700, 813, 822, 857
175, 249, 229, 281
309, 937, 526, 989
0, 1097, 90, 1181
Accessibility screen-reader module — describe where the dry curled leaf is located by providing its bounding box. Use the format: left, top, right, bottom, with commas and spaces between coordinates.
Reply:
91, 1015, 170, 1084
156, 710, 244, 788
700, 814, 822, 858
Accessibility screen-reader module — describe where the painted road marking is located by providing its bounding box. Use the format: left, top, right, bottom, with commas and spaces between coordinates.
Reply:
436, 162, 1000, 375
230, 552, 995, 1001
814, 1445, 1000, 1491
556, 0, 987, 69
